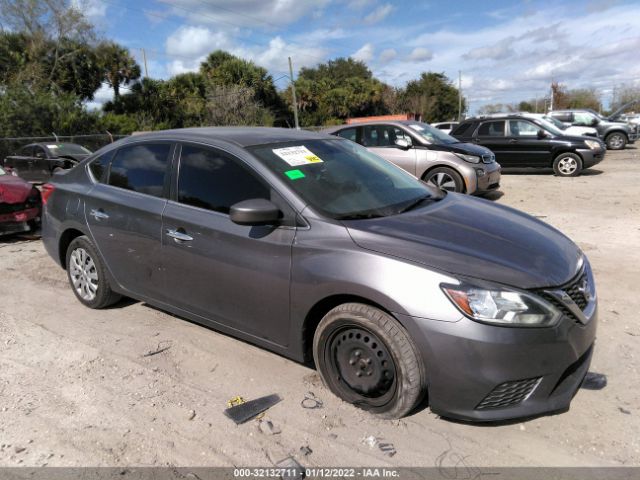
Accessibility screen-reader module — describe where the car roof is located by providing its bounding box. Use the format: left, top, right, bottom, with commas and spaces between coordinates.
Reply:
322, 120, 431, 133
119, 127, 331, 148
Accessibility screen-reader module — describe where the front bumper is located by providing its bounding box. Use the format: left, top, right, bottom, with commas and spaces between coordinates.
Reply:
0, 206, 39, 236
468, 162, 501, 195
577, 148, 606, 169
397, 299, 597, 422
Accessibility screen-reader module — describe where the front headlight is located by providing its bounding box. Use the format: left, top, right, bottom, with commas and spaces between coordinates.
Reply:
442, 283, 561, 327
584, 139, 601, 150
454, 153, 480, 164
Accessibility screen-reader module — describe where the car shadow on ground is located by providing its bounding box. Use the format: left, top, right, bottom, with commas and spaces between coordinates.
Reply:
500, 168, 604, 176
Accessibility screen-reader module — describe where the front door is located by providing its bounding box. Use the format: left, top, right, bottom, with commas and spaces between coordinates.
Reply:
85, 141, 174, 300
361, 125, 418, 175
161, 143, 295, 346
506, 119, 551, 167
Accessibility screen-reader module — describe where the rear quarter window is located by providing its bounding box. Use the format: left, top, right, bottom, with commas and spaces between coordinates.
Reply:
108, 143, 172, 197
451, 122, 472, 137
88, 150, 115, 183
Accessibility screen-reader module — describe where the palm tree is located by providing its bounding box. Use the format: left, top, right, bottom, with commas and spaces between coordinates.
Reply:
97, 42, 141, 101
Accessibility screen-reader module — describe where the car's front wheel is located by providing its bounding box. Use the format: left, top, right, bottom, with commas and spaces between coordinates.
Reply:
605, 132, 627, 150
423, 167, 465, 193
66, 236, 121, 309
313, 303, 426, 419
553, 153, 583, 177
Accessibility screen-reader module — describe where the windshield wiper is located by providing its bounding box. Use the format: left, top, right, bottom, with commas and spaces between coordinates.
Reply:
396, 195, 434, 214
335, 212, 385, 220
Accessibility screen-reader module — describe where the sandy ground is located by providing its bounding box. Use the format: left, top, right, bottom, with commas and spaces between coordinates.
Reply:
0, 148, 639, 469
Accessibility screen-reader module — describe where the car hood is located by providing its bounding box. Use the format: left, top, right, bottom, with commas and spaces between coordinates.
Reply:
430, 141, 494, 157
55, 153, 90, 162
342, 194, 583, 290
0, 175, 33, 204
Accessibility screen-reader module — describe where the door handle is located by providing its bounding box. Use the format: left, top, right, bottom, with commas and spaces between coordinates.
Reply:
166, 228, 193, 242
89, 209, 109, 220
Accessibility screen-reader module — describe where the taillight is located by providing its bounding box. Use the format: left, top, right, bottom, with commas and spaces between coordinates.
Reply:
41, 183, 55, 205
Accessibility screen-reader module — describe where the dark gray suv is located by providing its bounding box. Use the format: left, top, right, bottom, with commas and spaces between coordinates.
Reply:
42, 128, 598, 421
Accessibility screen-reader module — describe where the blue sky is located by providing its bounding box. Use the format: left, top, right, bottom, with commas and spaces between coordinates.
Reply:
82, 0, 640, 113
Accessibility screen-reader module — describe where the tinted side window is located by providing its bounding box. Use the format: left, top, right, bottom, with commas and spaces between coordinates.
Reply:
19, 146, 33, 156
336, 128, 357, 142
177, 145, 269, 214
478, 121, 506, 137
88, 150, 115, 183
108, 143, 171, 197
451, 122, 472, 136
551, 112, 572, 122
34, 146, 47, 158
509, 120, 539, 136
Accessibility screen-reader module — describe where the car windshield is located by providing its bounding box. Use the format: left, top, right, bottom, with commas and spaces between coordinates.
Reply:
405, 122, 459, 145
249, 139, 441, 220
543, 116, 569, 131
536, 118, 564, 136
47, 143, 91, 156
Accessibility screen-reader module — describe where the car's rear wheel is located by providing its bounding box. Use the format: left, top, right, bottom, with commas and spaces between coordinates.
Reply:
605, 132, 627, 150
553, 153, 583, 177
423, 167, 465, 193
66, 236, 121, 309
313, 303, 426, 419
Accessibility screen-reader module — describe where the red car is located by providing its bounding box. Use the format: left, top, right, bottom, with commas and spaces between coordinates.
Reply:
0, 166, 41, 236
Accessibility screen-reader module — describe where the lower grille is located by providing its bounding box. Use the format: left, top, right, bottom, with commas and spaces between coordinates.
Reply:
476, 377, 541, 410
482, 154, 495, 163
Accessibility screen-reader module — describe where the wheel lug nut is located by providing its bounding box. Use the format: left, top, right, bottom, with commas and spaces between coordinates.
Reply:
356, 372, 362, 377
349, 359, 356, 365
354, 350, 361, 357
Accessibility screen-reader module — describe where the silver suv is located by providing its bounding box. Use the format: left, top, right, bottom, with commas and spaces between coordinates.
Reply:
323, 121, 501, 195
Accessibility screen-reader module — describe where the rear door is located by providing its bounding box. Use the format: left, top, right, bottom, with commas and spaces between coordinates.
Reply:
362, 124, 418, 175
161, 143, 295, 345
474, 121, 517, 166
85, 141, 174, 301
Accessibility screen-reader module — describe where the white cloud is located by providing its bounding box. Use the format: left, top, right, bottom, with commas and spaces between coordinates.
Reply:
407, 47, 433, 62
363, 4, 394, 25
158, 0, 331, 29
463, 42, 514, 61
166, 26, 232, 59
85, 84, 114, 111
379, 48, 397, 64
351, 43, 374, 63
72, 0, 107, 19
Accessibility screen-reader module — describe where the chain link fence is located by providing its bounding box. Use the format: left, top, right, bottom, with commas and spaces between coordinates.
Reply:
0, 133, 129, 162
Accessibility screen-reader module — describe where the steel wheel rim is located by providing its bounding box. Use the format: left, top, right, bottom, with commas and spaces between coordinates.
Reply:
608, 134, 623, 149
558, 157, 578, 175
69, 247, 98, 301
324, 325, 397, 407
429, 172, 457, 191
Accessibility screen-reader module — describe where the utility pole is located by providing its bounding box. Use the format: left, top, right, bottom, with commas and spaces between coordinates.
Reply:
288, 57, 300, 130
141, 48, 149, 78
550, 79, 554, 112
457, 70, 462, 121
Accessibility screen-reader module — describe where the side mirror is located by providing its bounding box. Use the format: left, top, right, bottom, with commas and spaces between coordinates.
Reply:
230, 198, 281, 226
395, 138, 411, 149
591, 118, 599, 126
537, 129, 548, 139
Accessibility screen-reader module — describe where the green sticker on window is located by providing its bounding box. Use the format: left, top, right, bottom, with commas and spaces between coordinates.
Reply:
285, 169, 305, 180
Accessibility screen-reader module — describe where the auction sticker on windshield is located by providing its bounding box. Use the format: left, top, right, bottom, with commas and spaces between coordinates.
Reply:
273, 146, 323, 166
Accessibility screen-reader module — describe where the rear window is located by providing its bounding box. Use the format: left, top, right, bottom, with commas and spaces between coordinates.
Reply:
451, 122, 472, 136
108, 143, 171, 197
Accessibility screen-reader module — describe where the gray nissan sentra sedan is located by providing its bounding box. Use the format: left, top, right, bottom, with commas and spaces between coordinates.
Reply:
41, 127, 597, 421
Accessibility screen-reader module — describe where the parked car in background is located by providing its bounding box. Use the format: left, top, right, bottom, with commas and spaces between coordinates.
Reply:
533, 114, 599, 138
0, 166, 41, 236
451, 114, 606, 177
548, 109, 638, 150
431, 122, 459, 134
3, 143, 92, 183
42, 127, 597, 421
323, 121, 501, 195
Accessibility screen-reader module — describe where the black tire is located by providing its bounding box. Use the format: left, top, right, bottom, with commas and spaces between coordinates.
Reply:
423, 167, 465, 193
313, 303, 426, 419
553, 152, 583, 177
65, 235, 121, 309
605, 132, 627, 150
